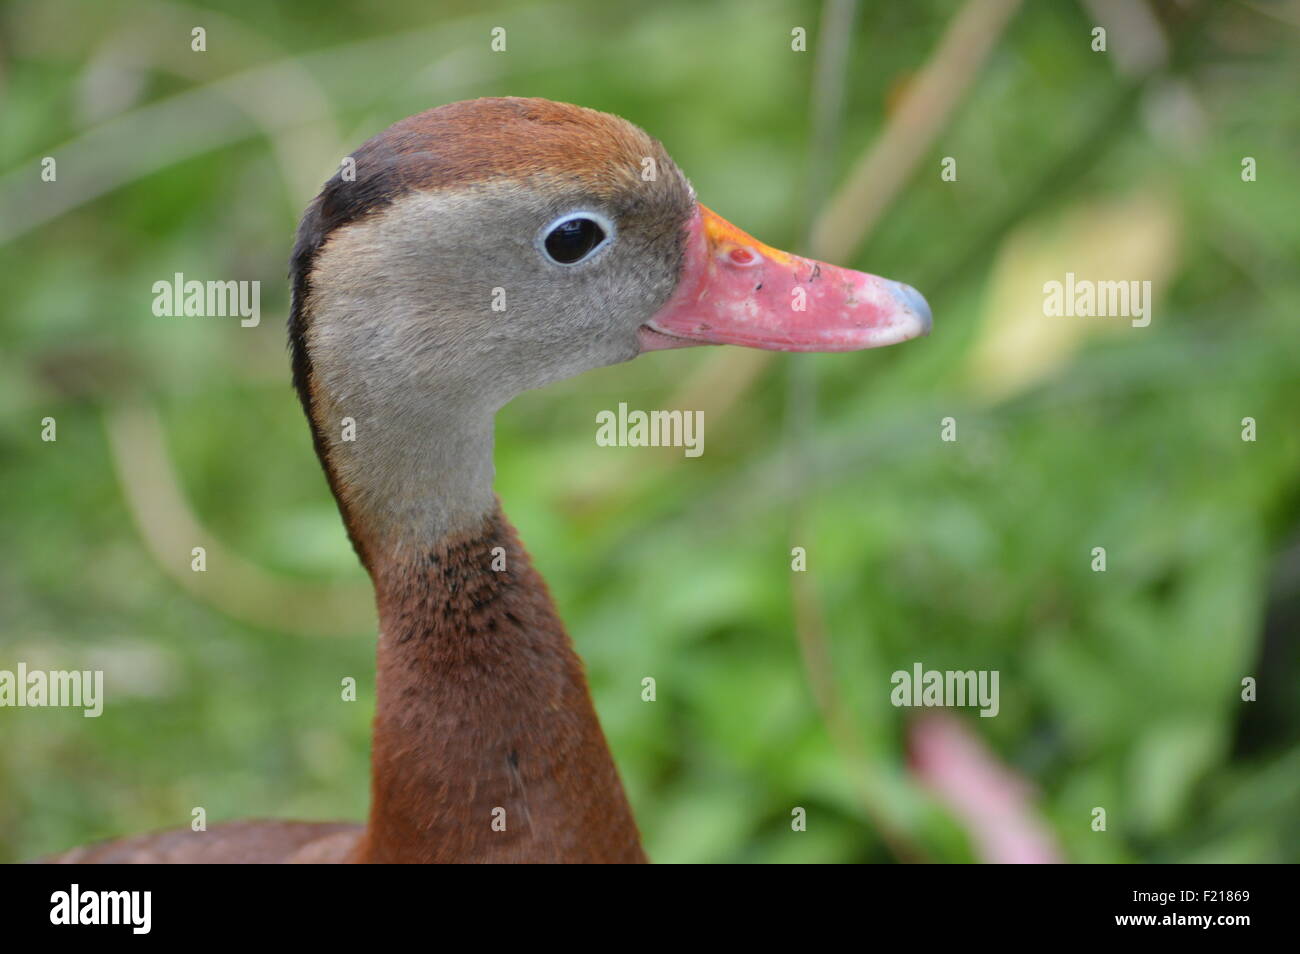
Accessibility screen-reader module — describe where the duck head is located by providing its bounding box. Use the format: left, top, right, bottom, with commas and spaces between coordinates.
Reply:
289, 98, 930, 563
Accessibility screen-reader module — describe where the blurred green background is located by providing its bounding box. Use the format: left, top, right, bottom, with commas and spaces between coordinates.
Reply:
2, 0, 1298, 863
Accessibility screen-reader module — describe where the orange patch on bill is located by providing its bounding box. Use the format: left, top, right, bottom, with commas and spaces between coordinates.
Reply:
699, 205, 795, 266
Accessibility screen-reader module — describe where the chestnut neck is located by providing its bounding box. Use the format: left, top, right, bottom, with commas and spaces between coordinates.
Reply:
353, 504, 645, 863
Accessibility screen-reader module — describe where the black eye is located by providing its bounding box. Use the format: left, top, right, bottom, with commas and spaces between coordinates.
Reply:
544, 216, 607, 264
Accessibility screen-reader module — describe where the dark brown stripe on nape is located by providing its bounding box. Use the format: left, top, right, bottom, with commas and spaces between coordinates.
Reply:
287, 130, 426, 418
287, 136, 425, 569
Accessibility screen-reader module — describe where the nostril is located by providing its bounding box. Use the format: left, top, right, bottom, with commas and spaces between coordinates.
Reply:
728, 247, 758, 266
889, 281, 933, 331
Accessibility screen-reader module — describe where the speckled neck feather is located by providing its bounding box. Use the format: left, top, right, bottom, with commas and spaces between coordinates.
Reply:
358, 504, 644, 863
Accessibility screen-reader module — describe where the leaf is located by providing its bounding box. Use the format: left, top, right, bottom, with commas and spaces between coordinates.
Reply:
965, 189, 1180, 402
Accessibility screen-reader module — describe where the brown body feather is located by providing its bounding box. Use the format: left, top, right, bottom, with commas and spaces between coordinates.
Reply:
42, 821, 361, 864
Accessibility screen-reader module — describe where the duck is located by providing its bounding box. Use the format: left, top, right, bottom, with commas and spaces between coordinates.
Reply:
46, 97, 931, 864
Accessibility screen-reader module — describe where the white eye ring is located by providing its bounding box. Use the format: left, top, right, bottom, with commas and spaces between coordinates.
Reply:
536, 210, 615, 266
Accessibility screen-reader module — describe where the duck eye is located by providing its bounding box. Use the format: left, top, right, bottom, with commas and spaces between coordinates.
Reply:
543, 216, 607, 265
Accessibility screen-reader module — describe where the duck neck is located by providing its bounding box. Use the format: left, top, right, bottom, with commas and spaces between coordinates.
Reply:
354, 502, 646, 863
